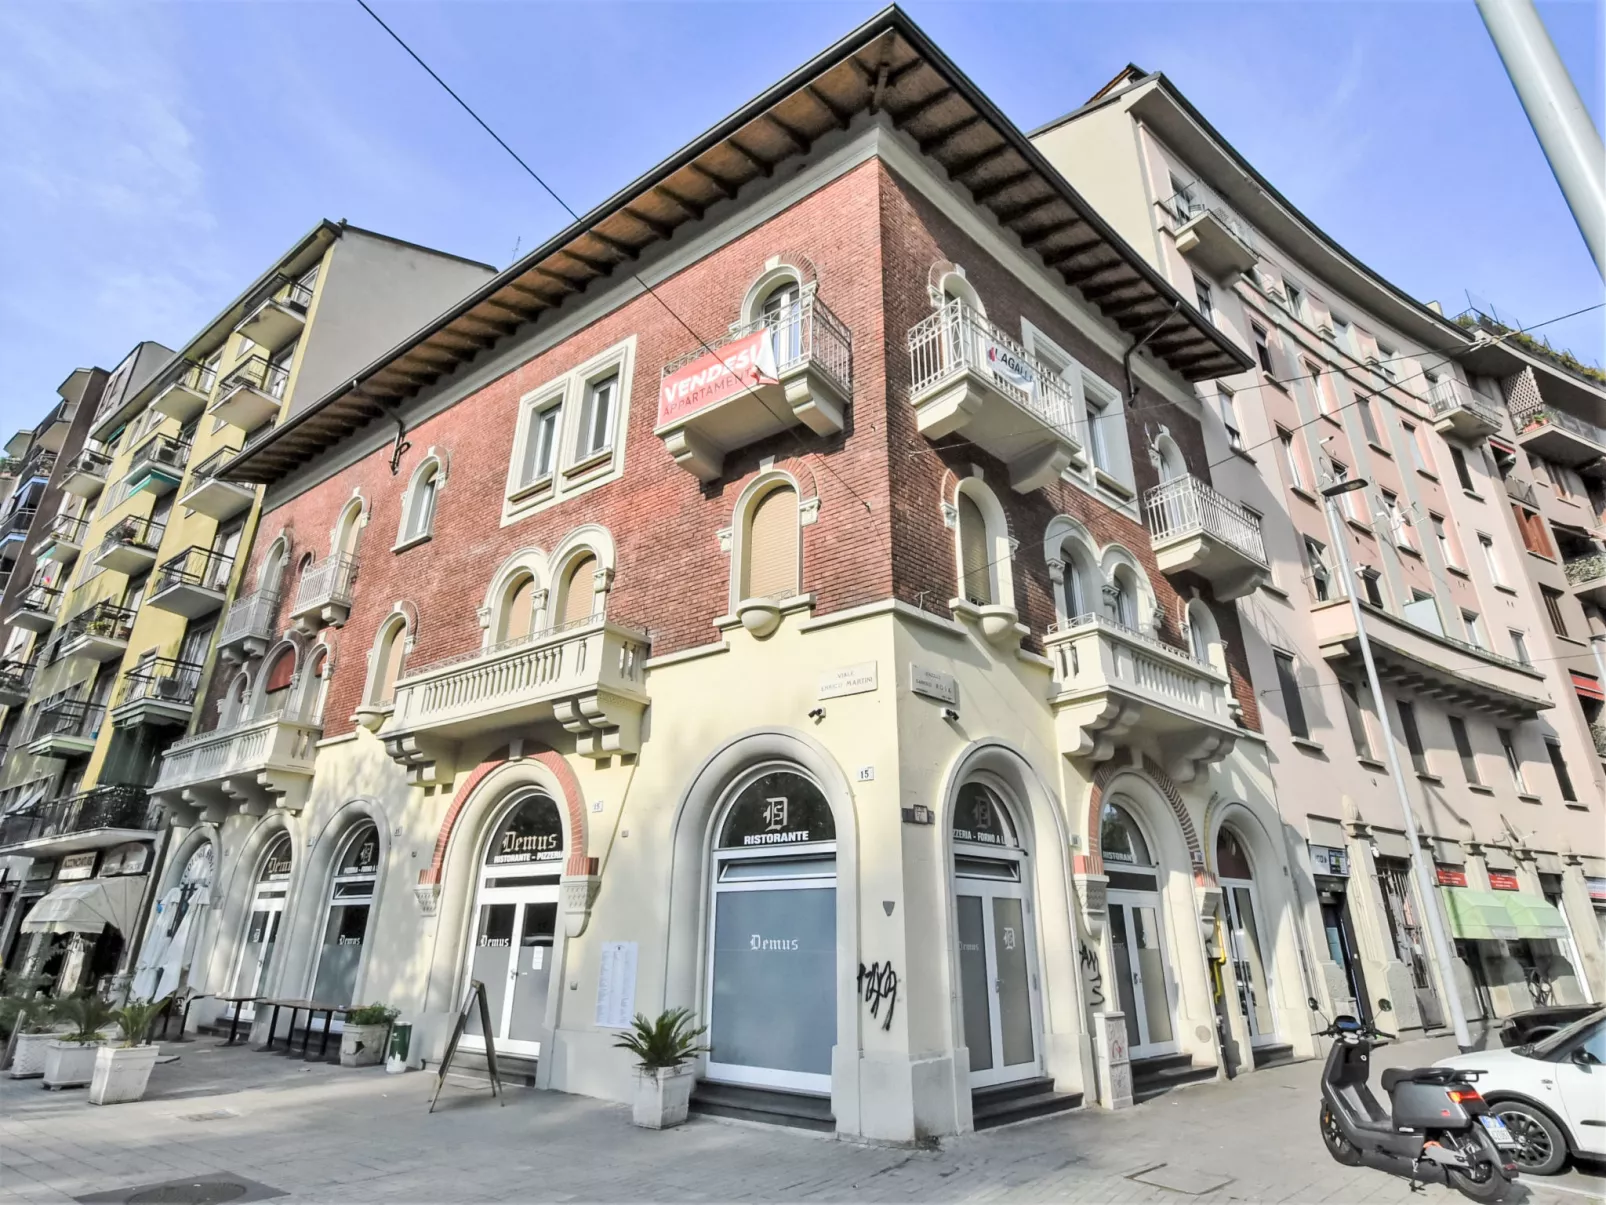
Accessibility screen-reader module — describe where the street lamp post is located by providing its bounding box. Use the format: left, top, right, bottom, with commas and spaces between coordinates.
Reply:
1320, 477, 1474, 1051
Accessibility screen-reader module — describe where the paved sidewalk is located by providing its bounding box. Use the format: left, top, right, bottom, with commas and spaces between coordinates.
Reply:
1, 1037, 1600, 1204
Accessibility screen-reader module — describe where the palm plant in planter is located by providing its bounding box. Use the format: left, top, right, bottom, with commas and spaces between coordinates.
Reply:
1, 974, 59, 1080
89, 996, 168, 1105
613, 1007, 708, 1129
340, 1003, 398, 1068
43, 994, 116, 1090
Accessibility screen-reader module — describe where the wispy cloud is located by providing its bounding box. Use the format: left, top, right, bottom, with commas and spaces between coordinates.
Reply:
0, 1, 231, 417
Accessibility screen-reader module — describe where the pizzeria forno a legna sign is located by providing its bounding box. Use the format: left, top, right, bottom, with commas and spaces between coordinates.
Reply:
657, 329, 780, 427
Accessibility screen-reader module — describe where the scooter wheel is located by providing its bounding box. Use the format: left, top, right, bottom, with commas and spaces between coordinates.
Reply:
1445, 1130, 1513, 1203
1320, 1104, 1362, 1167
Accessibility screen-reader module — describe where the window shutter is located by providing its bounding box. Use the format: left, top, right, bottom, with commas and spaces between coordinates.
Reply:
377, 624, 407, 704
744, 487, 799, 600
562, 554, 597, 625
958, 494, 992, 606
505, 576, 535, 641
263, 650, 295, 695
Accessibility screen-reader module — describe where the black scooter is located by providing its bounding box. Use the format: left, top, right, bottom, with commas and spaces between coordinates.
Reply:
1312, 997, 1518, 1201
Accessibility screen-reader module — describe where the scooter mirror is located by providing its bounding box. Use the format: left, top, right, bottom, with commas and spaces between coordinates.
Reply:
1378, 998, 1393, 1012
1308, 997, 1320, 1011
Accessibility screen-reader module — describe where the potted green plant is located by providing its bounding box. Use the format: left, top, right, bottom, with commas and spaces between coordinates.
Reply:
43, 994, 116, 1089
613, 1007, 708, 1129
1, 975, 59, 1080
340, 1003, 398, 1068
89, 996, 168, 1105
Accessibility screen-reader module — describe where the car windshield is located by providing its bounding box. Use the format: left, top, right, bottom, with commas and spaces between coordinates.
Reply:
1527, 1009, 1605, 1059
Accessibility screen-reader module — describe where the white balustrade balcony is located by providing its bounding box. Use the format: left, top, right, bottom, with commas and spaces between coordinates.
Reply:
151, 709, 321, 819
1144, 475, 1269, 601
1045, 614, 1238, 783
1429, 378, 1505, 440
907, 301, 1083, 492
382, 616, 650, 781
218, 588, 279, 662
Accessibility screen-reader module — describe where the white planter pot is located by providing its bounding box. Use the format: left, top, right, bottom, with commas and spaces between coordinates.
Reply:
340, 1023, 390, 1068
42, 1040, 103, 1089
89, 1044, 160, 1105
631, 1063, 697, 1129
9, 1031, 56, 1079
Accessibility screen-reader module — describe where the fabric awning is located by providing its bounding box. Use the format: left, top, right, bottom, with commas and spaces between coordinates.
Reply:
1500, 893, 1571, 940
1442, 889, 1520, 941
21, 875, 147, 936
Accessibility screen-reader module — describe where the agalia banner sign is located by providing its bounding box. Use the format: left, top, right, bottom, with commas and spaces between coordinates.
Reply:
658, 329, 780, 428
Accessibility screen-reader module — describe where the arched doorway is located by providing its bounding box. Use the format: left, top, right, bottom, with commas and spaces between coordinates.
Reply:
1217, 827, 1277, 1047
1101, 798, 1177, 1058
232, 832, 292, 1022
310, 821, 379, 1007
952, 780, 1043, 1088
462, 793, 562, 1058
707, 766, 836, 1094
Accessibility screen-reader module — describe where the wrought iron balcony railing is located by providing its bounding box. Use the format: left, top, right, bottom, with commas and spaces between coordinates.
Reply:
154, 545, 234, 595
907, 301, 1080, 441
10, 583, 61, 621
0, 657, 37, 698
1158, 188, 1257, 250
0, 785, 156, 849
37, 511, 88, 548
26, 695, 105, 744
292, 554, 358, 617
219, 587, 280, 649
117, 657, 204, 710
1144, 475, 1267, 565
96, 514, 166, 557
1520, 406, 1606, 451
660, 294, 853, 398
127, 431, 193, 478
219, 354, 290, 402
19, 449, 57, 483
60, 600, 137, 647
1429, 378, 1505, 429
2, 507, 38, 539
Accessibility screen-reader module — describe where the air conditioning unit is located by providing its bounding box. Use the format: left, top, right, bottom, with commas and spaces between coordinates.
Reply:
155, 677, 186, 700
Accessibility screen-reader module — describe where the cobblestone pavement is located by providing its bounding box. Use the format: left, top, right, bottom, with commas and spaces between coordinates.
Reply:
2, 1038, 1601, 1204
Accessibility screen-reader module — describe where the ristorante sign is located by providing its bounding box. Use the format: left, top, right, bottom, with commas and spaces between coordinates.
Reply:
658, 329, 780, 427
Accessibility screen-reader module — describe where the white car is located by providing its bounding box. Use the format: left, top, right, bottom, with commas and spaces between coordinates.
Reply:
1435, 1009, 1606, 1176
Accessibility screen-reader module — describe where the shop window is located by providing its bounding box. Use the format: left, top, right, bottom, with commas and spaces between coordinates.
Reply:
311, 822, 379, 1007
557, 554, 597, 626
741, 485, 800, 602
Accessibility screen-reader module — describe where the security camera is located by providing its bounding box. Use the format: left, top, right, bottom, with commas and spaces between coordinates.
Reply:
942, 707, 960, 722
807, 707, 825, 721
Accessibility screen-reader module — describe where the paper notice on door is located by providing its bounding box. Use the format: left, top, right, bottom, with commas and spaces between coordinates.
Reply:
595, 941, 638, 1029
530, 946, 544, 971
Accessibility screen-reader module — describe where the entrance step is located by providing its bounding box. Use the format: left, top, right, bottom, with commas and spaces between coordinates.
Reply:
971, 1076, 1083, 1130
1130, 1052, 1216, 1103
1251, 1043, 1296, 1070
441, 1049, 539, 1089
689, 1081, 834, 1132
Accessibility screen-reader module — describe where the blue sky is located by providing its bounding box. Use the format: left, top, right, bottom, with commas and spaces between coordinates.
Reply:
2, 1, 1601, 434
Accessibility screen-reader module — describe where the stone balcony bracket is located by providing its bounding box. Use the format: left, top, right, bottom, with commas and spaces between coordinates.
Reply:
561, 868, 603, 938
1046, 615, 1238, 785
949, 598, 1028, 647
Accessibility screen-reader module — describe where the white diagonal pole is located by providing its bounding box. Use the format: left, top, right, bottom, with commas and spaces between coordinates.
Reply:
1476, 0, 1606, 277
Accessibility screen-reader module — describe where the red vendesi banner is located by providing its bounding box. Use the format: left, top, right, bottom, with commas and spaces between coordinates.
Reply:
658, 329, 780, 427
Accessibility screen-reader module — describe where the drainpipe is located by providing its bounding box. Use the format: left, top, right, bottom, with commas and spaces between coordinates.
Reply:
1122, 303, 1182, 409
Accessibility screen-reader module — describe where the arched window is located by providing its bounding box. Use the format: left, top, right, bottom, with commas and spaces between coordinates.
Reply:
260, 538, 289, 596
1216, 827, 1253, 880
958, 493, 991, 607
304, 646, 331, 720
1155, 434, 1187, 483
760, 280, 803, 367
221, 671, 250, 726
500, 573, 538, 643
558, 554, 596, 626
742, 485, 800, 601
1100, 800, 1153, 867
334, 497, 364, 559
1187, 598, 1222, 667
938, 268, 983, 315
1109, 565, 1140, 628
370, 618, 407, 707
1216, 824, 1276, 1043
260, 647, 297, 713
399, 461, 441, 544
